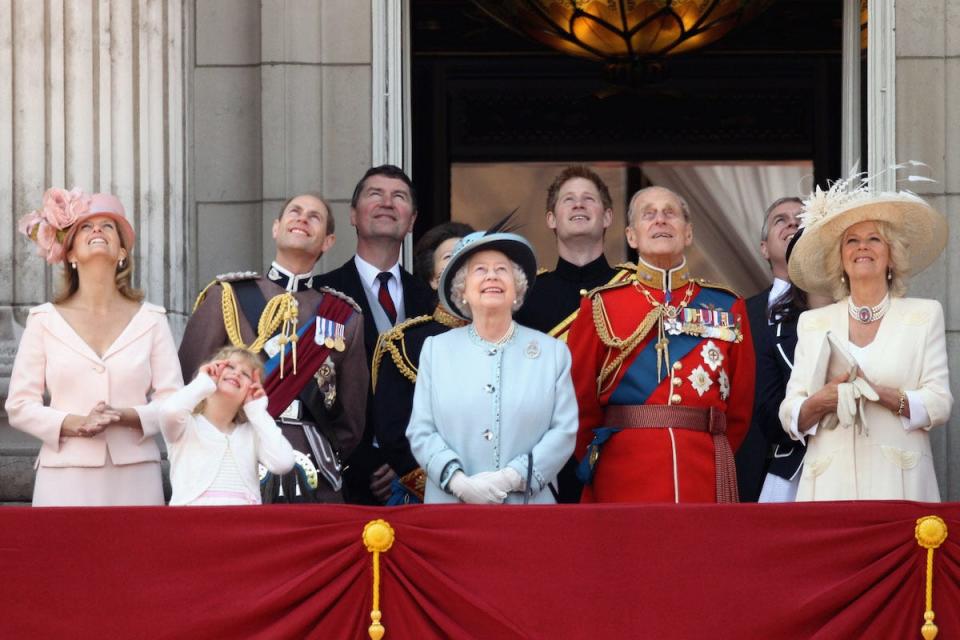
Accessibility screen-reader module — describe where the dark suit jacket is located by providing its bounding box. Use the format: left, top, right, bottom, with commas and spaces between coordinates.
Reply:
314, 257, 434, 503
755, 317, 805, 480
735, 288, 775, 502
314, 258, 434, 362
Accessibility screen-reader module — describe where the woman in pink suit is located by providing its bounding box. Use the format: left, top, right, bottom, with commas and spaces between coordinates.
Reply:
5, 188, 183, 506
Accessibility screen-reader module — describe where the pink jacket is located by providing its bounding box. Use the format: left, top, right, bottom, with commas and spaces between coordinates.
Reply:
5, 302, 183, 468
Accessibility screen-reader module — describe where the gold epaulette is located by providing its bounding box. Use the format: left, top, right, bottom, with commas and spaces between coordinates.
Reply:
695, 278, 742, 299
536, 266, 550, 276
317, 285, 363, 313
613, 261, 637, 271
191, 271, 260, 313
583, 268, 634, 298
371, 314, 434, 391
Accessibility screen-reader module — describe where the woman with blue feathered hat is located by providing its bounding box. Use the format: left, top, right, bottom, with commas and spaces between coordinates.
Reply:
406, 215, 578, 504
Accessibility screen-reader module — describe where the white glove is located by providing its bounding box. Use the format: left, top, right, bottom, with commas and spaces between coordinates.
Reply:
472, 467, 523, 494
837, 378, 878, 434
448, 471, 508, 505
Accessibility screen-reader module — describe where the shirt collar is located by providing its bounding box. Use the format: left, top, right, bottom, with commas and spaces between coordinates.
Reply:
633, 256, 691, 292
354, 254, 401, 289
267, 261, 314, 292
554, 254, 612, 283
769, 278, 790, 307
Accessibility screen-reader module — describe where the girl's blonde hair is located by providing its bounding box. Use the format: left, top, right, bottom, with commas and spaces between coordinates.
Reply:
193, 346, 265, 424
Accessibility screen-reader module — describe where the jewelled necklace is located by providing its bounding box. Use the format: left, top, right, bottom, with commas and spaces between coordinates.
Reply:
848, 294, 890, 324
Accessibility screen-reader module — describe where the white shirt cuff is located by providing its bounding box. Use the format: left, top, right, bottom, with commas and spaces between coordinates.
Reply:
900, 390, 931, 431
789, 400, 816, 444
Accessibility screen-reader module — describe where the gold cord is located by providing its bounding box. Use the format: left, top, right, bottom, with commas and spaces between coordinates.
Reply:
915, 515, 948, 640
363, 519, 395, 640
219, 283, 299, 377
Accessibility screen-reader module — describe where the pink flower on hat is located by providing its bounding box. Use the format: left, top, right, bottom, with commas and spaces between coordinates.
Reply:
34, 221, 65, 263
16, 209, 44, 238
41, 186, 89, 230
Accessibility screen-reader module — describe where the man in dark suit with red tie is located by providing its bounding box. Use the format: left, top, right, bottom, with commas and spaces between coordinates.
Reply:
314, 165, 434, 504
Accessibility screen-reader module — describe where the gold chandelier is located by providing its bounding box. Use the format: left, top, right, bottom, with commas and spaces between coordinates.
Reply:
473, 0, 774, 63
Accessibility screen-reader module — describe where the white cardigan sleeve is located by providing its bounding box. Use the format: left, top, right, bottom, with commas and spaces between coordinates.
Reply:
158, 373, 217, 444
245, 397, 295, 474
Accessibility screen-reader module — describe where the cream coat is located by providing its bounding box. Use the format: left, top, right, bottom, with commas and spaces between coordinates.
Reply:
6, 302, 182, 470
158, 374, 295, 505
780, 298, 952, 501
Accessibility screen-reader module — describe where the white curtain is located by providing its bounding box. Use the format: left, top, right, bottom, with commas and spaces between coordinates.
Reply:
640, 161, 813, 298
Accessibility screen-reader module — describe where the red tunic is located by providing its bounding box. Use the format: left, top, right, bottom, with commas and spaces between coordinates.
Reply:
567, 263, 755, 503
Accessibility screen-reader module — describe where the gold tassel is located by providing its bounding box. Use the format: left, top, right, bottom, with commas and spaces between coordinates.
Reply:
915, 515, 948, 640
363, 519, 395, 640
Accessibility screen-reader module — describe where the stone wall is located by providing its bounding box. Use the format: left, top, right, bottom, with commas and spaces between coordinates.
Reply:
190, 0, 372, 309
894, 0, 960, 500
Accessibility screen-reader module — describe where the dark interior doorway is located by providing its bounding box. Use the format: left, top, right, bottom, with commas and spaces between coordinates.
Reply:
410, 0, 849, 238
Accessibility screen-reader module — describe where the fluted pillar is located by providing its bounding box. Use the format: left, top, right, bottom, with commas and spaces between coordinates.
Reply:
0, 0, 187, 500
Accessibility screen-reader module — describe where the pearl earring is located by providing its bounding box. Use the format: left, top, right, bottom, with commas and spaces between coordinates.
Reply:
887, 268, 892, 281
840, 273, 846, 285
71, 262, 77, 270
119, 258, 125, 268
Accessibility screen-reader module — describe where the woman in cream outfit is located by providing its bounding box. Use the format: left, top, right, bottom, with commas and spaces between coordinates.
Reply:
6, 189, 182, 506
779, 180, 952, 501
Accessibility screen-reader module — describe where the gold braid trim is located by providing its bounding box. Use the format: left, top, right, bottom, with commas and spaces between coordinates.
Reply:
371, 315, 433, 390
593, 294, 662, 392
192, 280, 220, 314
219, 281, 298, 356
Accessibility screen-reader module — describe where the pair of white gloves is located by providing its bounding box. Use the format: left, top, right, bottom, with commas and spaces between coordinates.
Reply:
448, 467, 524, 504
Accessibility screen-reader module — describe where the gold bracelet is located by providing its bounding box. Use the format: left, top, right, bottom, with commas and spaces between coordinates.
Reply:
896, 390, 906, 416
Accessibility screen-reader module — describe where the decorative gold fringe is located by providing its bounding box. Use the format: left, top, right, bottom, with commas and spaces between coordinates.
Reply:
363, 519, 395, 640
915, 515, 948, 640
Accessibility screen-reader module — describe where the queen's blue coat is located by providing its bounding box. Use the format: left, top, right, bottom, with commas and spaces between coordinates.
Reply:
406, 323, 578, 504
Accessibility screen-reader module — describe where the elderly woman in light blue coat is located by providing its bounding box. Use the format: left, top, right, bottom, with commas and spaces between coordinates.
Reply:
406, 222, 578, 504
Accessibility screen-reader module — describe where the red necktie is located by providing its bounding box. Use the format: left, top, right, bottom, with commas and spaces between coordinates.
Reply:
376, 272, 398, 325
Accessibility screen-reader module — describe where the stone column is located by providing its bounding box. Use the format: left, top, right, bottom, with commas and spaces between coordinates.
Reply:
0, 0, 187, 501
893, 0, 960, 500
190, 0, 373, 294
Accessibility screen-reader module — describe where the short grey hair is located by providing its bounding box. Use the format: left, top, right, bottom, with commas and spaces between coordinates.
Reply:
826, 219, 909, 301
449, 258, 529, 319
627, 186, 691, 224
760, 197, 803, 242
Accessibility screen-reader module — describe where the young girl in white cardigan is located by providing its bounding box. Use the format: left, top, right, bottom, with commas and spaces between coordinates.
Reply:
160, 346, 295, 505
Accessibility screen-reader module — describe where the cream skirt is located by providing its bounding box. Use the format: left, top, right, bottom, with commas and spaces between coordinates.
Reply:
32, 452, 164, 507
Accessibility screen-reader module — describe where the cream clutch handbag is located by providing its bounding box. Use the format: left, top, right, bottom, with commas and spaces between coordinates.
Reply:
808, 331, 868, 431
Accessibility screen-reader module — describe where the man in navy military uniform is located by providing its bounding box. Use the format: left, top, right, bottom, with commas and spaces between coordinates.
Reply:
314, 165, 434, 504
515, 166, 625, 502
735, 197, 802, 502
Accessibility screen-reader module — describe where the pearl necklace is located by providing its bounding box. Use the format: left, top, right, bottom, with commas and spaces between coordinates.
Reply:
848, 294, 890, 324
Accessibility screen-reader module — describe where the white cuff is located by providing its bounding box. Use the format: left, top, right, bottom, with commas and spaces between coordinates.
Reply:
789, 400, 817, 444
900, 390, 931, 431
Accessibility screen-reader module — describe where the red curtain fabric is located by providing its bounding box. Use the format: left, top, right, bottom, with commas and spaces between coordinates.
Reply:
1, 501, 957, 639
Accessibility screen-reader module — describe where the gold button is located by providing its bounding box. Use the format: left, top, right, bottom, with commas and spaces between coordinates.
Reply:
672, 377, 682, 386
671, 394, 681, 403
672, 362, 682, 371
579, 289, 588, 297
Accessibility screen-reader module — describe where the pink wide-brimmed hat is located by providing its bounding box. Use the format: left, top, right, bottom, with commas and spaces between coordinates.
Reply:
64, 192, 137, 256
17, 188, 136, 265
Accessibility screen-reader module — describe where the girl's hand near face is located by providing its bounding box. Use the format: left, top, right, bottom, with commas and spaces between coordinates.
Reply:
245, 381, 265, 404
201, 360, 228, 382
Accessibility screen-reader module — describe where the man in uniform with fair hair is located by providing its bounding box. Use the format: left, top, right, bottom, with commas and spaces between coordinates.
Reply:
179, 193, 367, 503
567, 186, 755, 503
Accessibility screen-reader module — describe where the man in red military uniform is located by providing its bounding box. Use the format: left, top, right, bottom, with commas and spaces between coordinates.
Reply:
567, 186, 755, 503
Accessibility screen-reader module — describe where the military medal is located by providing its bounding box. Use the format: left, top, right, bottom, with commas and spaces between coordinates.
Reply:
316, 316, 346, 351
